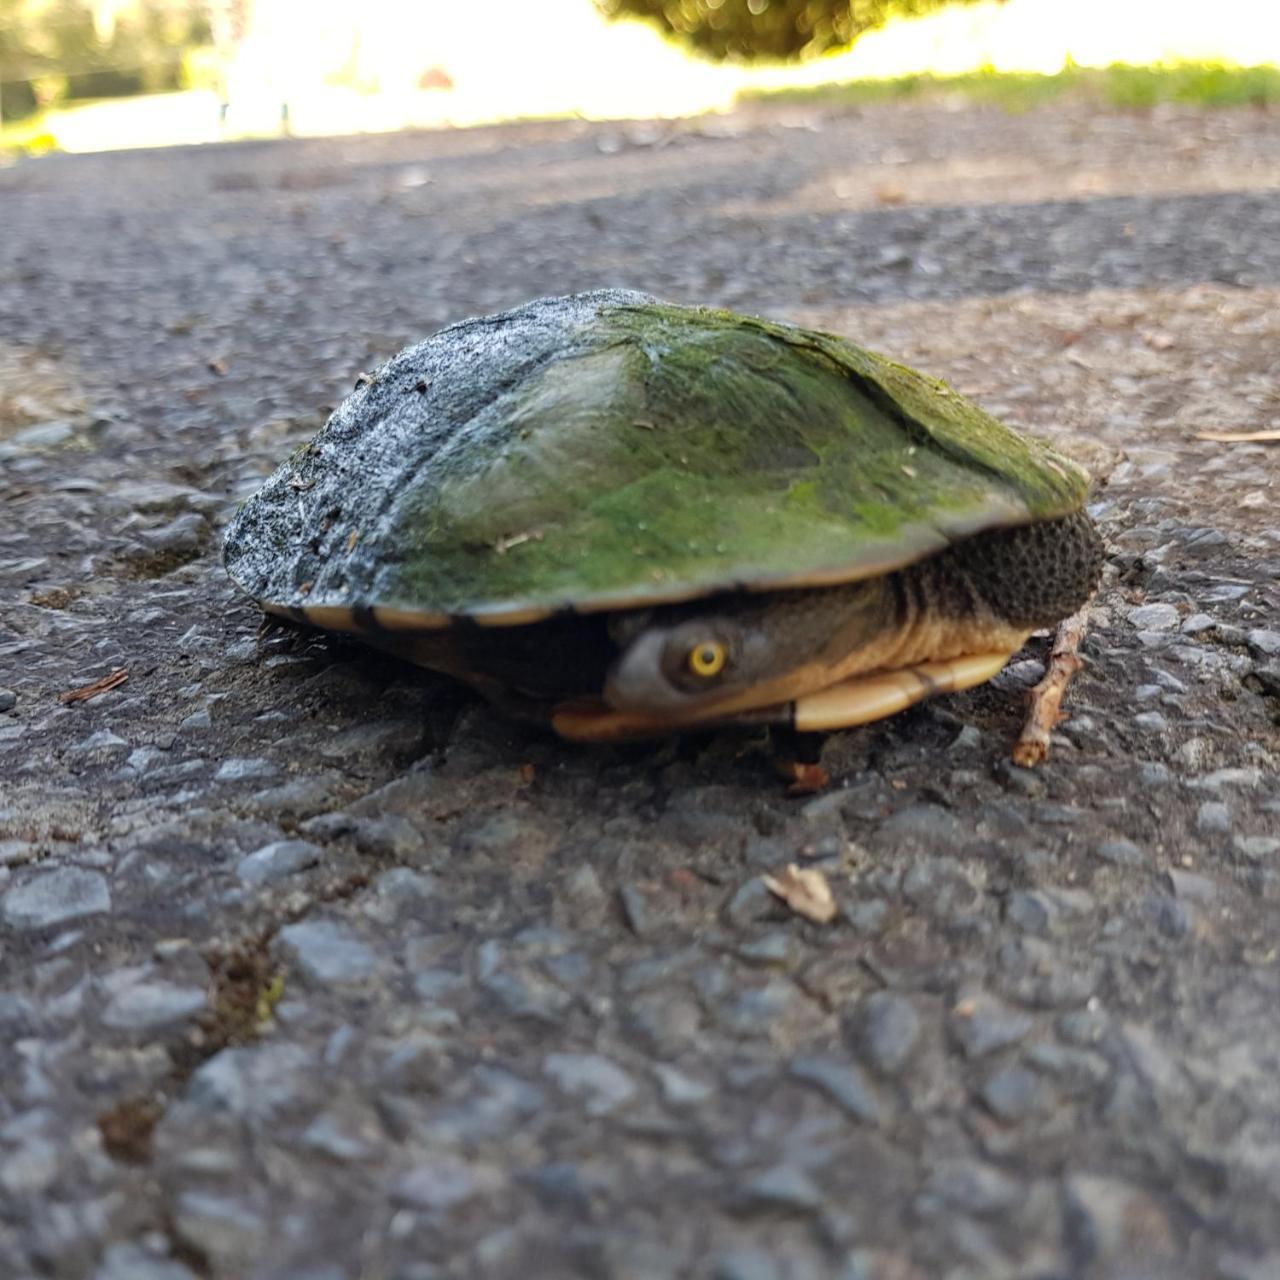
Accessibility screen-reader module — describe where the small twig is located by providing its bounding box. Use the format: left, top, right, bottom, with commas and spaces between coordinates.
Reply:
1193, 429, 1280, 443
58, 667, 129, 704
1012, 606, 1091, 768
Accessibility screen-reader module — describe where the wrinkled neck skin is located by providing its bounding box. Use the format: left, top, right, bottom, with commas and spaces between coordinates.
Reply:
603, 565, 1030, 726
370, 514, 1101, 730
601, 512, 1103, 727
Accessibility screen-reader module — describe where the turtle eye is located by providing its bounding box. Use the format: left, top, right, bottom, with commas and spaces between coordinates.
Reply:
686, 641, 727, 679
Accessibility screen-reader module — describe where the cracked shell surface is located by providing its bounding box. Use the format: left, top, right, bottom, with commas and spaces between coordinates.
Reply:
223, 291, 1090, 622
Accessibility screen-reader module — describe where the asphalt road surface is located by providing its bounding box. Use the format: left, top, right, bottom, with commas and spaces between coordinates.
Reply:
1, 99, 1278, 1279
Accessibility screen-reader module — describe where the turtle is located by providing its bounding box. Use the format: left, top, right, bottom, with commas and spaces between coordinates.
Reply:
223, 290, 1102, 743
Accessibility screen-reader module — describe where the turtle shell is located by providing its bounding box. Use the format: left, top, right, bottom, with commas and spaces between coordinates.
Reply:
224, 290, 1090, 629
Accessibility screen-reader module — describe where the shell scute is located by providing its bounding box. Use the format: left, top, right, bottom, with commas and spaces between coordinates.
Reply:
224, 291, 1089, 625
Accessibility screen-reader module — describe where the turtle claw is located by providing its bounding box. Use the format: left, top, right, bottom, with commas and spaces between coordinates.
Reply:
778, 759, 831, 795
769, 725, 830, 794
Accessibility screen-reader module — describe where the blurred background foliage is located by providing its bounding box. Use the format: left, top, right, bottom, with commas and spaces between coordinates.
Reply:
0, 0, 212, 120
750, 58, 1280, 109
594, 0, 989, 61
2, 0, 1278, 152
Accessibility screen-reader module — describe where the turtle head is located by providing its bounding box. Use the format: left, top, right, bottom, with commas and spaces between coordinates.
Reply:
602, 582, 893, 719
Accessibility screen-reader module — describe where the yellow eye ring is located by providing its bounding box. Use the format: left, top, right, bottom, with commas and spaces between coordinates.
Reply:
687, 641, 727, 679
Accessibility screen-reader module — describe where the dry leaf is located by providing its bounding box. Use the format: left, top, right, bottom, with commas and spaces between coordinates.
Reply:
1193, 429, 1280, 443
762, 864, 838, 924
58, 667, 129, 704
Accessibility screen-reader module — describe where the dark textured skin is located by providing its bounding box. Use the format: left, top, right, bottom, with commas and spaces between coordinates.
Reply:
906, 507, 1104, 630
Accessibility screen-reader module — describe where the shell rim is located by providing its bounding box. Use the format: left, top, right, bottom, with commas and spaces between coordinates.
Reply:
242, 503, 1078, 632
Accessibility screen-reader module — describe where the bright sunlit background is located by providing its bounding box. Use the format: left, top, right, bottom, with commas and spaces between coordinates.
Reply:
4, 0, 1280, 153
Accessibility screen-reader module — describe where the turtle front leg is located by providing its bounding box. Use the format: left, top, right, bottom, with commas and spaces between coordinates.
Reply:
789, 652, 1016, 732
549, 651, 1018, 743
769, 725, 831, 794
768, 649, 1019, 792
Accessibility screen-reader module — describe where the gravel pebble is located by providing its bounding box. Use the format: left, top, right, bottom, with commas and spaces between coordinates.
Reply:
878, 803, 966, 851
277, 920, 376, 983
170, 1193, 265, 1270
213, 757, 278, 783
236, 839, 323, 885
1196, 801, 1232, 836
10, 419, 75, 448
950, 993, 1034, 1059
101, 981, 207, 1031
140, 512, 205, 555
544, 1052, 637, 1115
1132, 711, 1169, 732
91, 1242, 199, 1280
736, 1164, 824, 1214
849, 991, 922, 1075
1247, 629, 1280, 656
1127, 603, 1181, 630
1026, 1043, 1112, 1095
1064, 1174, 1176, 1267
3, 867, 111, 930
653, 1064, 713, 1106
0, 1136, 60, 1195
979, 1064, 1045, 1120
391, 1162, 496, 1208
789, 1054, 881, 1124
1180, 612, 1217, 634
711, 1246, 782, 1280
68, 730, 129, 760
1235, 836, 1280, 862
1095, 837, 1144, 866
1190, 767, 1263, 791
351, 814, 425, 860
923, 1159, 1024, 1214
990, 658, 1046, 690
1138, 762, 1173, 787
0, 839, 36, 866
723, 877, 780, 928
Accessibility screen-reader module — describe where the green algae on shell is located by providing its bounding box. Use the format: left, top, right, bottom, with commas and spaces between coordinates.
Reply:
223, 290, 1091, 625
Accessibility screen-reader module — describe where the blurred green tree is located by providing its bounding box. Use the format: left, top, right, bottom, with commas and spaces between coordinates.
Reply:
1, 0, 211, 121
595, 0, 990, 61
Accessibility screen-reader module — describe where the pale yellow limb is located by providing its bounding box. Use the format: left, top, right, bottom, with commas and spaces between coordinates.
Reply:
551, 650, 1017, 742
791, 651, 1014, 732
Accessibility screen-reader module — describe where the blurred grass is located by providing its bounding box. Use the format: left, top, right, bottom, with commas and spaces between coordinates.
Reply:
5, 57, 1277, 161
0, 115, 60, 158
741, 60, 1280, 111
